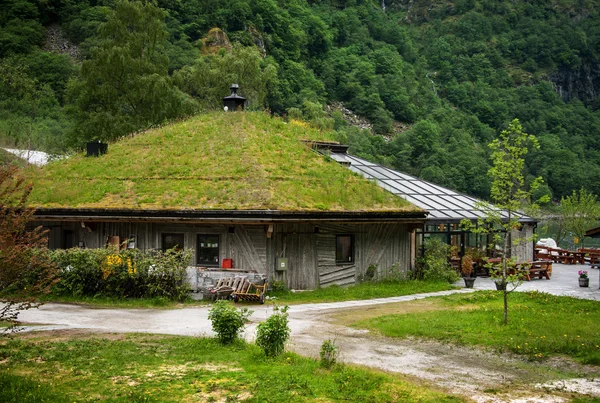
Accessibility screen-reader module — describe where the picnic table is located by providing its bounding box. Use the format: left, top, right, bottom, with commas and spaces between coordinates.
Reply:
578, 248, 600, 268
486, 259, 552, 281
516, 260, 552, 281
546, 248, 584, 264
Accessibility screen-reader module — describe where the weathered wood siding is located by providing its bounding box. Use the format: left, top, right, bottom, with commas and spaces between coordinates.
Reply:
272, 224, 319, 290
36, 220, 414, 290
511, 223, 535, 262
273, 223, 412, 289
36, 221, 269, 276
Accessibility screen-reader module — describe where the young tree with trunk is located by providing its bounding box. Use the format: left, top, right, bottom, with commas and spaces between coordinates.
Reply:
462, 119, 546, 324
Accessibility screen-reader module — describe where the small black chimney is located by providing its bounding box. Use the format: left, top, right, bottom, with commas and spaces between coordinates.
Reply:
223, 84, 246, 112
86, 140, 108, 157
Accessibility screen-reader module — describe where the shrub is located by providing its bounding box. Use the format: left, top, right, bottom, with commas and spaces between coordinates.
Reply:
208, 300, 252, 344
419, 238, 459, 284
320, 339, 339, 368
363, 264, 377, 282
270, 280, 287, 292
50, 247, 192, 300
144, 249, 192, 301
256, 305, 290, 357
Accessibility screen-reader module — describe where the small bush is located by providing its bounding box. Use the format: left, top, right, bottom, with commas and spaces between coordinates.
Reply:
256, 305, 290, 357
208, 300, 252, 344
364, 264, 377, 282
270, 280, 287, 292
419, 238, 459, 284
320, 339, 339, 368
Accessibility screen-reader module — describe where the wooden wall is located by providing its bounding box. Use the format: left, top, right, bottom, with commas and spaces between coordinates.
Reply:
36, 220, 414, 290
511, 223, 535, 262
272, 222, 412, 289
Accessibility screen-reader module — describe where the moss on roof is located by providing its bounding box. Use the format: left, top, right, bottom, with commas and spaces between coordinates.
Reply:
0, 148, 26, 168
27, 112, 418, 212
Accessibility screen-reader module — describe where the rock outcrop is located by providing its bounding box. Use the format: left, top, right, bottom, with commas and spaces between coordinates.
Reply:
550, 61, 600, 106
201, 28, 232, 54
44, 24, 80, 59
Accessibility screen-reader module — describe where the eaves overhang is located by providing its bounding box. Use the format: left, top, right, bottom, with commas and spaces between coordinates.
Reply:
33, 208, 428, 225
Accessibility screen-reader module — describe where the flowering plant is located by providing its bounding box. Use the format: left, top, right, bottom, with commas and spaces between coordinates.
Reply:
578, 270, 588, 279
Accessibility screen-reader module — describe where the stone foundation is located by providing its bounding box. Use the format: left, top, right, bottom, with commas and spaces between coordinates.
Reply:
186, 267, 267, 299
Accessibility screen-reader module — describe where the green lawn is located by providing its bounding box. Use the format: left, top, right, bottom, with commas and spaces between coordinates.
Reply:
268, 280, 456, 304
354, 290, 600, 364
36, 294, 206, 309
0, 333, 463, 403
31, 280, 454, 308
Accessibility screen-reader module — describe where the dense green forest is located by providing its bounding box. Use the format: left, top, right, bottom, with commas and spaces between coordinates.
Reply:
1, 0, 600, 202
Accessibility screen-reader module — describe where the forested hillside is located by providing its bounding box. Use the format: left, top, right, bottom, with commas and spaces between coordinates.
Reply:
1, 0, 600, 202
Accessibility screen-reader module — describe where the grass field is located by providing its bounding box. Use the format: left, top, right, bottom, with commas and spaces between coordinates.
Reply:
36, 294, 206, 309
354, 290, 600, 364
30, 280, 455, 308
268, 280, 456, 304
0, 332, 463, 403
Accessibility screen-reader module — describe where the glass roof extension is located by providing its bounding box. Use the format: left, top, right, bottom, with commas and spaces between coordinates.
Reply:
329, 152, 535, 223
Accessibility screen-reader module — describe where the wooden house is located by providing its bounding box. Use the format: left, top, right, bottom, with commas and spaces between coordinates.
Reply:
27, 112, 426, 290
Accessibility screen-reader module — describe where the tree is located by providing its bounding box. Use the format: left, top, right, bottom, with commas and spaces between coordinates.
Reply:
462, 119, 546, 324
174, 45, 277, 110
0, 165, 57, 333
68, 0, 195, 145
559, 188, 600, 248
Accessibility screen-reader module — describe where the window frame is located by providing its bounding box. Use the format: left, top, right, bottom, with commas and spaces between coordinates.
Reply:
161, 233, 185, 252
196, 234, 220, 267
335, 234, 355, 264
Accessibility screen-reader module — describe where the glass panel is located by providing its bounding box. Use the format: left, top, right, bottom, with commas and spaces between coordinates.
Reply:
336, 235, 354, 263
349, 166, 373, 178
382, 180, 414, 194
403, 195, 434, 209
371, 166, 397, 180
162, 233, 184, 251
197, 234, 220, 266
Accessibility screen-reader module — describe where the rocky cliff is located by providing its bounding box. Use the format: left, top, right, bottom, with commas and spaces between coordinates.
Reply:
550, 61, 600, 107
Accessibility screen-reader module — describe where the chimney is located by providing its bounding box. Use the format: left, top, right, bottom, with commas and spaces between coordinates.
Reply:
223, 84, 246, 112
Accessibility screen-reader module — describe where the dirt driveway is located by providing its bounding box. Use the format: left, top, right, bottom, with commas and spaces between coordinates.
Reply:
14, 264, 600, 402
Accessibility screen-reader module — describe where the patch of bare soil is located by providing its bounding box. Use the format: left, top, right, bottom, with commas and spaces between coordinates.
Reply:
324, 299, 467, 326
289, 306, 600, 403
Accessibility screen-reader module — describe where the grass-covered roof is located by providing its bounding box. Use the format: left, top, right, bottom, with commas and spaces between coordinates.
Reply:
0, 149, 26, 168
27, 112, 418, 212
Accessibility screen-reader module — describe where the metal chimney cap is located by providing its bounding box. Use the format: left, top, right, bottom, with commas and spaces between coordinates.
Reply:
223, 84, 246, 100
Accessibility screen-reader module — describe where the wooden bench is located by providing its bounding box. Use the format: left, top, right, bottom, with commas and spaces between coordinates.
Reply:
546, 248, 584, 264
578, 248, 600, 268
516, 261, 551, 281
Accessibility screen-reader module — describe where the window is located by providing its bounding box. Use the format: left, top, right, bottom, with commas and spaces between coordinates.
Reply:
162, 233, 184, 251
197, 234, 220, 266
336, 234, 354, 264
